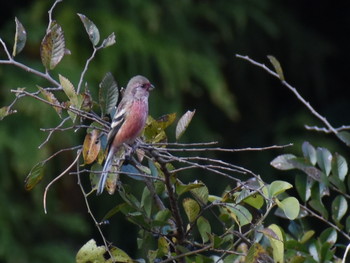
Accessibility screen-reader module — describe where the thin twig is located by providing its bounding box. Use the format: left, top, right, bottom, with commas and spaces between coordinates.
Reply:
39, 116, 71, 148
76, 157, 115, 262
301, 205, 350, 241
236, 54, 338, 135
77, 47, 100, 93
43, 149, 82, 214
160, 143, 293, 153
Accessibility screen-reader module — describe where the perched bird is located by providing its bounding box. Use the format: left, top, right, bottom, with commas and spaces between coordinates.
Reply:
97, 75, 154, 195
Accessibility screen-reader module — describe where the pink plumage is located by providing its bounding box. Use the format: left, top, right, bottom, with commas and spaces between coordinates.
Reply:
97, 75, 154, 195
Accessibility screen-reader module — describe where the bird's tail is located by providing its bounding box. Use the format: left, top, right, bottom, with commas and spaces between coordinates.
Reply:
96, 149, 115, 195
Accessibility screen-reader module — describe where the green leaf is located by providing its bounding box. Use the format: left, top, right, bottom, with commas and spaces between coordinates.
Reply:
38, 86, 62, 117
329, 174, 346, 193
141, 187, 152, 217
236, 190, 264, 209
157, 236, 169, 257
59, 74, 83, 121
143, 114, 177, 143
270, 154, 297, 170
102, 203, 126, 221
295, 174, 313, 202
346, 215, 350, 233
332, 195, 348, 224
267, 55, 285, 80
183, 198, 200, 223
302, 141, 317, 165
154, 209, 171, 223
76, 239, 105, 263
331, 153, 347, 181
190, 182, 209, 204
197, 216, 211, 243
108, 246, 133, 263
300, 230, 315, 244
40, 21, 65, 70
319, 227, 337, 245
316, 147, 332, 176
102, 32, 116, 48
276, 197, 300, 220
309, 184, 328, 219
78, 13, 100, 46
264, 224, 284, 263
12, 17, 27, 57
24, 162, 45, 191
176, 110, 196, 140
245, 243, 268, 263
225, 204, 252, 227
337, 131, 350, 147
99, 72, 118, 116
268, 180, 293, 198
176, 180, 204, 196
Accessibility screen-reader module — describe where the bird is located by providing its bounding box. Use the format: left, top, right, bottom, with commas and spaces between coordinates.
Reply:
96, 75, 154, 195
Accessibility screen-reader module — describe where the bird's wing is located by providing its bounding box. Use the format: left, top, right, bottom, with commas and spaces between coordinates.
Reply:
106, 101, 128, 146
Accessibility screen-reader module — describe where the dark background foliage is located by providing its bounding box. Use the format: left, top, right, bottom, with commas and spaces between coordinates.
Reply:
1, 0, 350, 262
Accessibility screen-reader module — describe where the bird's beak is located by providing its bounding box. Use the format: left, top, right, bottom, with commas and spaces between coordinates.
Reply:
149, 84, 155, 91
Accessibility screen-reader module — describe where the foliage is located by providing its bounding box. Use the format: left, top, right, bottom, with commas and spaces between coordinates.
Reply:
1, 1, 350, 263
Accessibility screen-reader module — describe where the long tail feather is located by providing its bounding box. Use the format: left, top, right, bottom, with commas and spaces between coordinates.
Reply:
96, 149, 115, 195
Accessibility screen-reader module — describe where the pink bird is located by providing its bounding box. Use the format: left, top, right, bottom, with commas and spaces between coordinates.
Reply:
97, 75, 154, 195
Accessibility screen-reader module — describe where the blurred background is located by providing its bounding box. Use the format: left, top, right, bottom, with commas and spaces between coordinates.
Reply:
1, 0, 350, 262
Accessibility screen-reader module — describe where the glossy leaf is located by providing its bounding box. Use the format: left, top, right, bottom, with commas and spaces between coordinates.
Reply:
331, 153, 347, 181
329, 174, 346, 193
78, 13, 100, 46
302, 141, 317, 165
24, 162, 45, 191
276, 197, 300, 220
183, 198, 200, 223
316, 147, 332, 176
101, 32, 116, 48
268, 180, 293, 198
265, 224, 284, 263
267, 55, 285, 80
38, 86, 62, 117
40, 21, 65, 70
295, 174, 313, 202
337, 131, 350, 147
99, 72, 118, 116
12, 17, 26, 57
270, 154, 297, 170
320, 227, 337, 245
309, 184, 328, 219
197, 216, 211, 243
236, 190, 264, 209
176, 110, 196, 140
225, 204, 252, 226
82, 129, 101, 164
332, 195, 348, 224
76, 239, 105, 263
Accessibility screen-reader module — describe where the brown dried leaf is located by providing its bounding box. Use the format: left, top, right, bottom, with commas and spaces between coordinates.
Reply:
82, 129, 101, 164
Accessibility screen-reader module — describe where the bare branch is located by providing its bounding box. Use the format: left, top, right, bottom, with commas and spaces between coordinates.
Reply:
39, 116, 71, 148
43, 148, 82, 214
236, 54, 339, 135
